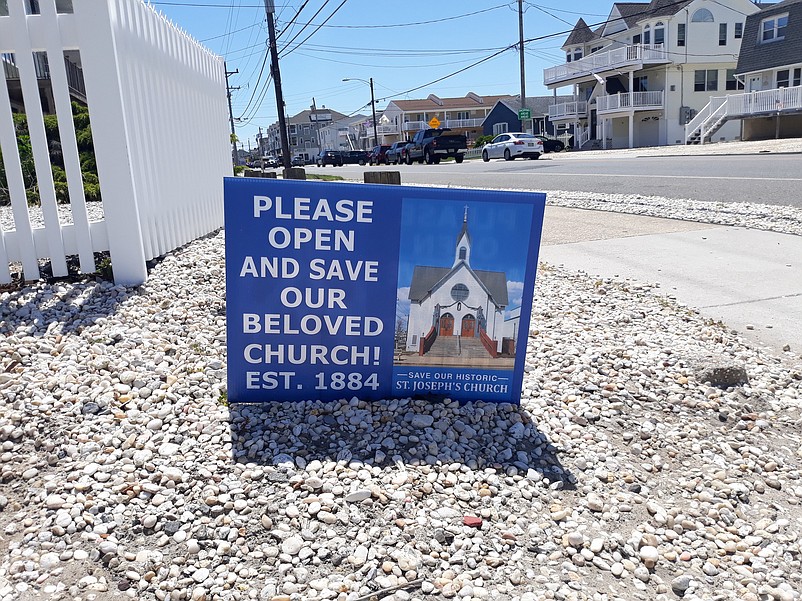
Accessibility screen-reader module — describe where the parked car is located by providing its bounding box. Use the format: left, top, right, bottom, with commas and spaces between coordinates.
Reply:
481, 133, 543, 161
386, 141, 411, 165
262, 156, 280, 168
368, 145, 391, 165
534, 135, 565, 153
343, 150, 369, 165
406, 128, 468, 164
316, 150, 343, 167
291, 156, 306, 166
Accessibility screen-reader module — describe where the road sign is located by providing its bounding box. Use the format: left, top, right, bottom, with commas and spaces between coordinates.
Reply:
518, 109, 531, 120
428, 116, 441, 128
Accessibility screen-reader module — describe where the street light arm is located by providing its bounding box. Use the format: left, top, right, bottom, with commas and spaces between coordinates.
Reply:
343, 77, 379, 147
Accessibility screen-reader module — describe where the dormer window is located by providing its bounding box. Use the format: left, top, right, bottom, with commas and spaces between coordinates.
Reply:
760, 13, 788, 43
692, 8, 714, 22
573, 48, 582, 61
654, 22, 665, 45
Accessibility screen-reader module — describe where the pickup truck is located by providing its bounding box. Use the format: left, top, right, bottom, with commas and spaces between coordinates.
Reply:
406, 128, 468, 164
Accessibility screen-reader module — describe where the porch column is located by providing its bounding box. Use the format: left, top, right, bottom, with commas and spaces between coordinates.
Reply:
629, 113, 634, 148
602, 118, 607, 149
629, 71, 635, 149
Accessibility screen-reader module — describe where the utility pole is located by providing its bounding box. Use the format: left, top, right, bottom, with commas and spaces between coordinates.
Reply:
369, 77, 378, 147
518, 0, 528, 132
264, 0, 292, 171
258, 126, 264, 170
225, 63, 240, 166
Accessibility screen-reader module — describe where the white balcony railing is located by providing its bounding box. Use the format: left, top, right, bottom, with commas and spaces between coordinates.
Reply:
548, 100, 588, 120
544, 44, 670, 86
401, 118, 484, 132
596, 90, 664, 113
685, 85, 802, 144
444, 118, 484, 128
402, 121, 428, 132
375, 124, 398, 134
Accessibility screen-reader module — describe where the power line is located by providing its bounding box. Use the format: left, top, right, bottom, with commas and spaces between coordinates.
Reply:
279, 0, 349, 58
286, 3, 511, 29
277, 0, 331, 53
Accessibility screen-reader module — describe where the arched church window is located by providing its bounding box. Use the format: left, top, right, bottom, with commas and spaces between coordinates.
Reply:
692, 8, 714, 22
450, 284, 469, 302
459, 246, 467, 260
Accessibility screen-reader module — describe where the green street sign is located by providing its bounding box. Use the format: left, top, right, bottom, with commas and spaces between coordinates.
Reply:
518, 108, 531, 120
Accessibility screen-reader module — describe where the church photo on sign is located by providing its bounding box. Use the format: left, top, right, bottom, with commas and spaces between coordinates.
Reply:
395, 198, 533, 371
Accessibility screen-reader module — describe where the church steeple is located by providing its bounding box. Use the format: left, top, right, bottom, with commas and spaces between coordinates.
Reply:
453, 205, 472, 267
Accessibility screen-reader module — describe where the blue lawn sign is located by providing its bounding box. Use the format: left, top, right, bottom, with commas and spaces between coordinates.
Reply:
224, 178, 546, 404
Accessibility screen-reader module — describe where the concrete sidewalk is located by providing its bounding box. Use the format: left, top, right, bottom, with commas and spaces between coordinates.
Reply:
539, 206, 802, 358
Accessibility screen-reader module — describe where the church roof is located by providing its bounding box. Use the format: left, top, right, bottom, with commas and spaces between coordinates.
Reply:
408, 265, 509, 307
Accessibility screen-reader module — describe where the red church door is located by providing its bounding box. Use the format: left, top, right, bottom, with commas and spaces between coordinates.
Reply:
461, 315, 476, 338
439, 313, 454, 336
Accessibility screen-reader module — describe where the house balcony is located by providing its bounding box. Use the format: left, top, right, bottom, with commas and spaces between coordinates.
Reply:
402, 117, 484, 132
548, 100, 588, 121
544, 44, 671, 87
376, 124, 399, 134
596, 90, 664, 114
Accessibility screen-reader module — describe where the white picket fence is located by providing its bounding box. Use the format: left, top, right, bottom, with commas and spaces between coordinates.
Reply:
0, 0, 231, 285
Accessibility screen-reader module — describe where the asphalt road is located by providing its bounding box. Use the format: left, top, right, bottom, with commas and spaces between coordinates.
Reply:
309, 152, 802, 207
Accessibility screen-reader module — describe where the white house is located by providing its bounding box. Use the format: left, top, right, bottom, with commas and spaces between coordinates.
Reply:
544, 0, 767, 149
405, 209, 509, 358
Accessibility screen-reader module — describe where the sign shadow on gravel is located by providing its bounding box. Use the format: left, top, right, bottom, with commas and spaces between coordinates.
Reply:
228, 400, 574, 490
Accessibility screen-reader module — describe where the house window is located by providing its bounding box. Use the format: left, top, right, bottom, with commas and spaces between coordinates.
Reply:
654, 22, 665, 45
692, 8, 714, 22
735, 22, 743, 38
590, 45, 603, 53
493, 122, 508, 135
725, 69, 744, 90
777, 70, 790, 88
695, 69, 718, 92
643, 25, 651, 45
573, 48, 582, 61
633, 76, 648, 92
677, 23, 686, 46
566, 52, 572, 63
290, 137, 297, 146
456, 111, 470, 120
633, 33, 642, 44
289, 124, 297, 134
794, 68, 801, 87
719, 23, 727, 45
761, 14, 788, 43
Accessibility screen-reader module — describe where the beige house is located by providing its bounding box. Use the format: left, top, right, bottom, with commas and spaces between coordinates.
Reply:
377, 93, 513, 146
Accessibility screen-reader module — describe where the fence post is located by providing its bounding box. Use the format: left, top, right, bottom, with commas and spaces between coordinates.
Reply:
7, 0, 68, 277
73, 0, 148, 286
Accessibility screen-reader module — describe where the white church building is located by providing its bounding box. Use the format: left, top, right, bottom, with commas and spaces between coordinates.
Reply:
405, 209, 513, 358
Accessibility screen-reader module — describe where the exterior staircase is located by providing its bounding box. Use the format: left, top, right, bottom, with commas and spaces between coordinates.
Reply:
425, 336, 494, 359
685, 97, 730, 145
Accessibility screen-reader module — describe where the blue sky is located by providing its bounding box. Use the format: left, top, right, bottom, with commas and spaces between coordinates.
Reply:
154, 0, 613, 149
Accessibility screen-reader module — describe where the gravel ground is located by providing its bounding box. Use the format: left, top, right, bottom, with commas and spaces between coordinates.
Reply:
1, 138, 801, 601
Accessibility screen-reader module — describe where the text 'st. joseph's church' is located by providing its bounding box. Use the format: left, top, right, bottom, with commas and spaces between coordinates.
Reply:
405, 208, 519, 359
